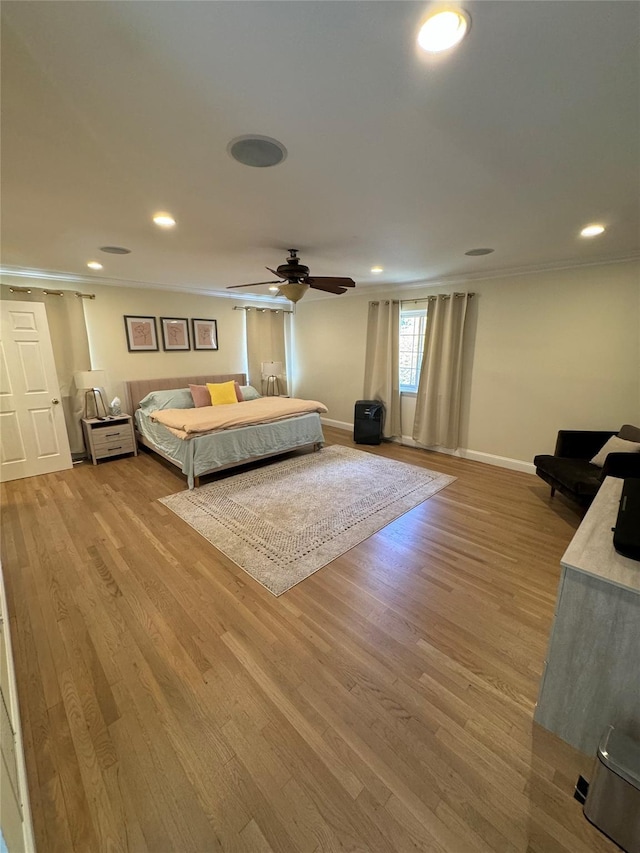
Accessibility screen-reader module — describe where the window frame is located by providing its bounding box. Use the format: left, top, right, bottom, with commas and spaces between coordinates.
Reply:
399, 305, 428, 394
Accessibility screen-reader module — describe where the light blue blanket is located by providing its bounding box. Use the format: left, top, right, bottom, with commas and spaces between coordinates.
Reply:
135, 410, 324, 488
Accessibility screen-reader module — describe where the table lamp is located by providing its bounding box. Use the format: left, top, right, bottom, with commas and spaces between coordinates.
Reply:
74, 369, 108, 419
261, 361, 283, 396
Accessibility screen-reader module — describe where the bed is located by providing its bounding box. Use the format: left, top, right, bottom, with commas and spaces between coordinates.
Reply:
126, 373, 326, 488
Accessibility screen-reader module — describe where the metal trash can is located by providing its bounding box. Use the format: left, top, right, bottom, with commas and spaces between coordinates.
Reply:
354, 400, 384, 445
576, 727, 640, 853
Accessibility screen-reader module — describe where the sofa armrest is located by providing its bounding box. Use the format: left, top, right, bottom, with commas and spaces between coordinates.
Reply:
601, 452, 640, 480
554, 430, 617, 460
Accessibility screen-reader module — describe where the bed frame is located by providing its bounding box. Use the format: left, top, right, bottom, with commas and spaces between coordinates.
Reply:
125, 374, 323, 487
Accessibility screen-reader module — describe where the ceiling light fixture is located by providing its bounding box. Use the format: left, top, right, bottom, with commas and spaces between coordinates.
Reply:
371, 266, 384, 274
87, 261, 103, 270
228, 135, 288, 167
153, 212, 176, 228
580, 223, 605, 238
418, 9, 470, 53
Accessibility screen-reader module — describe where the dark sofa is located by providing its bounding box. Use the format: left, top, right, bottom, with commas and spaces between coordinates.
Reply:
534, 424, 640, 506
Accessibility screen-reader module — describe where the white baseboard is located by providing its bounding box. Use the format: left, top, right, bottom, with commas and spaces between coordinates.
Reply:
321, 417, 353, 432
320, 419, 536, 475
398, 434, 536, 474
460, 449, 536, 475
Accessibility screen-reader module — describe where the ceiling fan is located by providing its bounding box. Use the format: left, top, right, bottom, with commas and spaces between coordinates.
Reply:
227, 249, 356, 303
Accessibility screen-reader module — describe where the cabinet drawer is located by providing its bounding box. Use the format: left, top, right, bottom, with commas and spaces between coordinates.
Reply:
92, 426, 132, 448
94, 438, 135, 459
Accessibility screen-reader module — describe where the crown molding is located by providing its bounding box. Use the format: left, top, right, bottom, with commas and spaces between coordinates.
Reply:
0, 265, 285, 306
2, 251, 638, 305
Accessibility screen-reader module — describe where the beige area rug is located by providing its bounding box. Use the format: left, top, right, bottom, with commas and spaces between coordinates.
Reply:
159, 445, 455, 596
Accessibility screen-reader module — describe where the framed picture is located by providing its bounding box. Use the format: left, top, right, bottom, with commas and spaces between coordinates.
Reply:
192, 318, 218, 351
160, 317, 190, 351
124, 315, 158, 352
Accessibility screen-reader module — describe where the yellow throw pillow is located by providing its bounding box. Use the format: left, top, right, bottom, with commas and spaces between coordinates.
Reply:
207, 380, 238, 406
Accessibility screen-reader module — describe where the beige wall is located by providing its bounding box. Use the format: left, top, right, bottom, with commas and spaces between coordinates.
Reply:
0, 278, 265, 413
5, 260, 638, 467
83, 284, 252, 410
294, 260, 640, 466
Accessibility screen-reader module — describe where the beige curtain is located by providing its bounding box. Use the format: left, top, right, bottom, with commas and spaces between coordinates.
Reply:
1, 286, 91, 455
363, 300, 401, 439
412, 292, 471, 449
245, 309, 288, 395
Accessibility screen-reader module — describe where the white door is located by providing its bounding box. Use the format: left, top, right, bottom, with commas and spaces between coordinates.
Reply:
0, 300, 72, 482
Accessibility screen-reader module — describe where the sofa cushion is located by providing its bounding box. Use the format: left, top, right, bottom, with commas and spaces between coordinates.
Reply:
618, 424, 640, 443
590, 435, 640, 467
533, 455, 603, 496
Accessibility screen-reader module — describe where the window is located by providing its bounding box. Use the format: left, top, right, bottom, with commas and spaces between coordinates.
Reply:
399, 306, 428, 393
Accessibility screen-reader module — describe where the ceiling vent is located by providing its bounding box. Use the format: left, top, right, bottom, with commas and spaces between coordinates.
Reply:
100, 246, 131, 254
228, 135, 287, 168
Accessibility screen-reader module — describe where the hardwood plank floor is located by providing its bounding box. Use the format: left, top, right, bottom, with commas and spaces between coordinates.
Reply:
1, 427, 617, 852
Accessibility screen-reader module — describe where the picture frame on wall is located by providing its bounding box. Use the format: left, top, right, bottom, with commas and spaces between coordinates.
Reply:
160, 317, 190, 351
192, 318, 218, 351
124, 315, 158, 352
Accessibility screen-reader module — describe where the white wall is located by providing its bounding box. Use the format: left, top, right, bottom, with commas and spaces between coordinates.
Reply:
294, 260, 640, 467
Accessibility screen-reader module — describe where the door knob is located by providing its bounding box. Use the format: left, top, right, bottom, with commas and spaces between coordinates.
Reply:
51, 398, 59, 404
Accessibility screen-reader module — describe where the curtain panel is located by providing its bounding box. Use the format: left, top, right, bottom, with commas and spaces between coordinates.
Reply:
412, 292, 471, 450
363, 300, 401, 439
245, 309, 288, 395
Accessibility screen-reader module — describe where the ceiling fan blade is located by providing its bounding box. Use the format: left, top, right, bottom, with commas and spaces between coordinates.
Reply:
227, 280, 283, 289
266, 267, 285, 278
308, 281, 349, 294
306, 276, 356, 288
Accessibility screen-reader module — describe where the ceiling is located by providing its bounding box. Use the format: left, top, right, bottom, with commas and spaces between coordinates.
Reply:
2, 1, 639, 302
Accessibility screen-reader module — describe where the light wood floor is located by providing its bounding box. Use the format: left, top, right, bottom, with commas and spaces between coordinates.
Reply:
1, 427, 617, 853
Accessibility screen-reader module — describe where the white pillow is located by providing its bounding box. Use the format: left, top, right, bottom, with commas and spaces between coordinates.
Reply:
590, 435, 640, 467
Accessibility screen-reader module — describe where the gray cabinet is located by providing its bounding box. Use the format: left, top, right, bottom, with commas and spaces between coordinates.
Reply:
1, 567, 35, 852
535, 477, 640, 755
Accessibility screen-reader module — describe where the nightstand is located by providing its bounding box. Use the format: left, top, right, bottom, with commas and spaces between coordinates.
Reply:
81, 415, 138, 465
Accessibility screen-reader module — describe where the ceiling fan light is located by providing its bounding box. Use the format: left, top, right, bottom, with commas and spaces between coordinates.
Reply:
277, 283, 309, 303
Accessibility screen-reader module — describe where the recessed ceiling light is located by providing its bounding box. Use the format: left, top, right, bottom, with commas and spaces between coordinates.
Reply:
418, 9, 470, 53
100, 246, 131, 254
465, 248, 494, 256
580, 223, 605, 238
371, 266, 384, 274
228, 135, 287, 167
87, 261, 103, 270
153, 212, 176, 228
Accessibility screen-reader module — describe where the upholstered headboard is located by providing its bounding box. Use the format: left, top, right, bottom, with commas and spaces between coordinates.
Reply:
126, 374, 247, 413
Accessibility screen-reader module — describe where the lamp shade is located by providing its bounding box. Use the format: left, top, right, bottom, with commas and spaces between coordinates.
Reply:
277, 283, 308, 303
74, 369, 107, 389
261, 362, 283, 376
